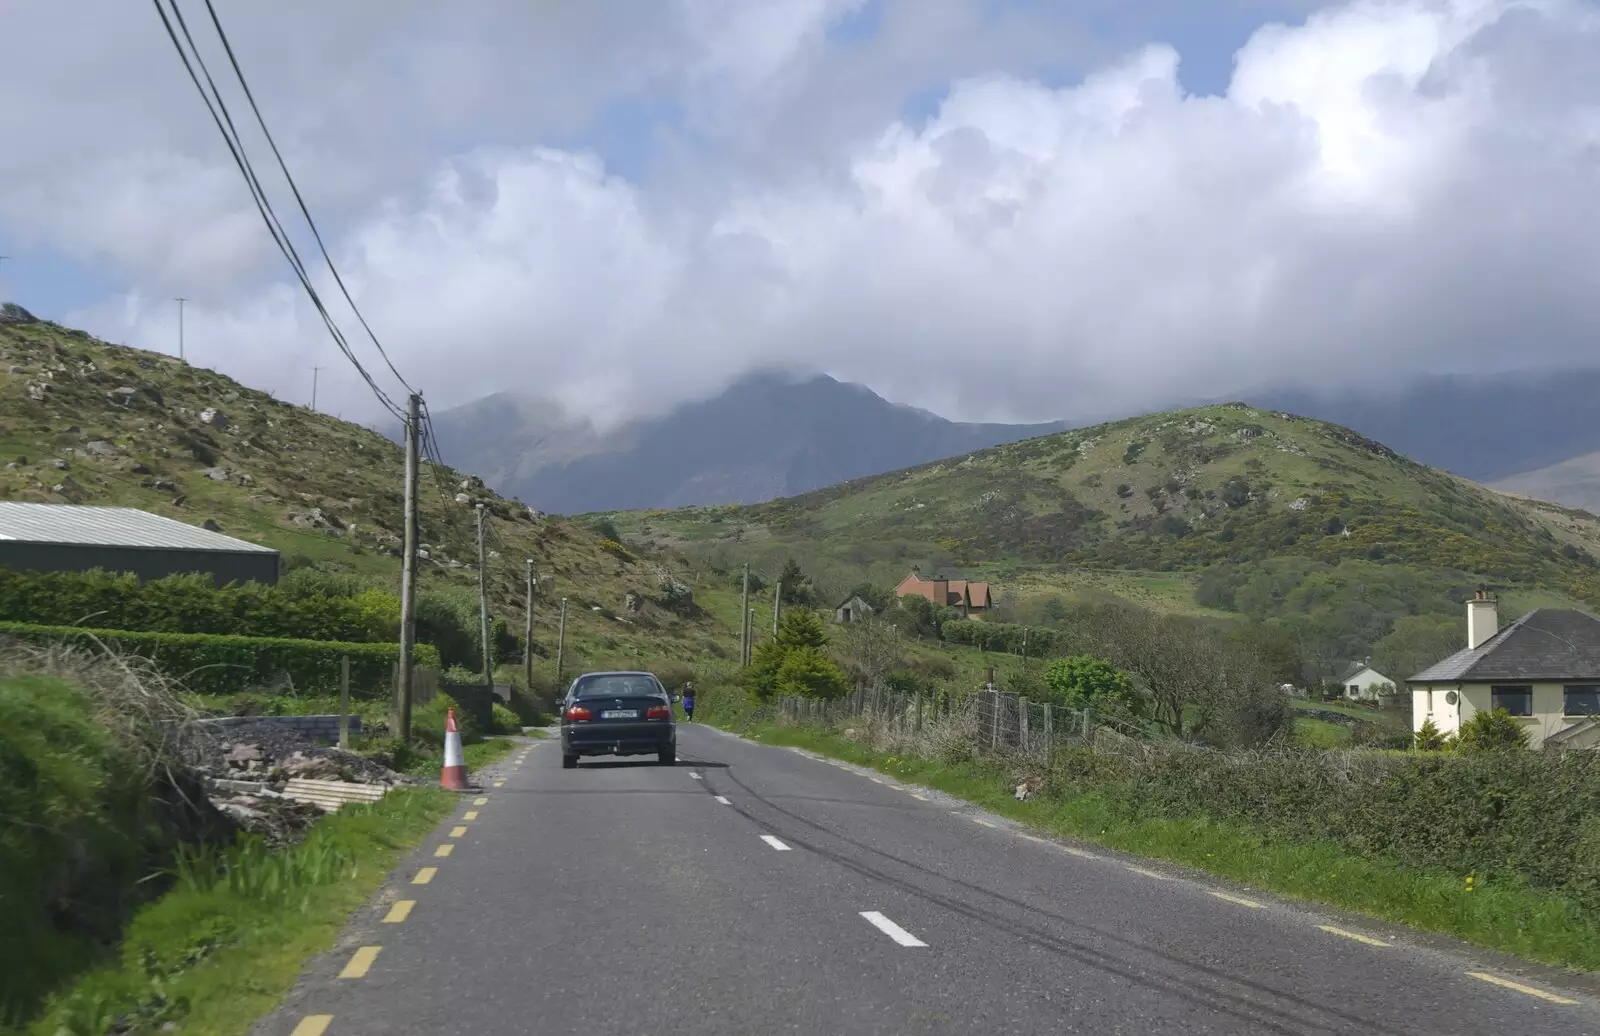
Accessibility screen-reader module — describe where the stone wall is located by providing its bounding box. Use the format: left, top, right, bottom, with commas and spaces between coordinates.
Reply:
195, 714, 362, 741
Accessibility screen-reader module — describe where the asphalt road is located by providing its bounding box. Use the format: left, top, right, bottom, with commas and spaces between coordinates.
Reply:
262, 724, 1599, 1035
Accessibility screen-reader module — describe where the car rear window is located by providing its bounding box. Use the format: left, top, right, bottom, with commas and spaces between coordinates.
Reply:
571, 674, 663, 699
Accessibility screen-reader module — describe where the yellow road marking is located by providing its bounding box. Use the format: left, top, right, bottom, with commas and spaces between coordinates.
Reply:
450, 825, 468, 838
911, 793, 929, 801
339, 946, 381, 979
1125, 866, 1169, 880
1318, 925, 1389, 947
435, 844, 454, 858
382, 900, 415, 924
290, 1017, 333, 1036
493, 780, 506, 787
1209, 891, 1264, 908
869, 777, 886, 784
1060, 846, 1097, 858
971, 818, 997, 828
411, 867, 437, 885
1468, 972, 1579, 1004
474, 796, 489, 805
464, 810, 479, 820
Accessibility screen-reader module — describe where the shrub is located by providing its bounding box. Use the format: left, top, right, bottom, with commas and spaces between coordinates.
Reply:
1456, 708, 1531, 752
0, 622, 437, 697
413, 694, 483, 747
1041, 655, 1138, 715
489, 703, 521, 735
1414, 717, 1448, 750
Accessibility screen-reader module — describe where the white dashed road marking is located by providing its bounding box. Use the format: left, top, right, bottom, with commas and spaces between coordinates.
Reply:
860, 911, 927, 947
714, 795, 732, 805
760, 835, 792, 852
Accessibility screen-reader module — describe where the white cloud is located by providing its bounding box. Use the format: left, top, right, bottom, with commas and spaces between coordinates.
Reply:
17, 0, 1600, 429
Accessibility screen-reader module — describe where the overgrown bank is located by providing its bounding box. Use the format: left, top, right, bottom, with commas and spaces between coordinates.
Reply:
702, 688, 1600, 972
0, 639, 515, 1033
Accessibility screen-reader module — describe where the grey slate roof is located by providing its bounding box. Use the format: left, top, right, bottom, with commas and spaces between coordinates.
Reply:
1335, 660, 1384, 683
1409, 608, 1600, 683
0, 502, 276, 555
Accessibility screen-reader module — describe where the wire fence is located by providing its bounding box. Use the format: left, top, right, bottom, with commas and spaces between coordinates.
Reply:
776, 685, 1150, 767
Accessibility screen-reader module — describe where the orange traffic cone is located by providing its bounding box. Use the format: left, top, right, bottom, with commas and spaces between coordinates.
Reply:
441, 707, 469, 791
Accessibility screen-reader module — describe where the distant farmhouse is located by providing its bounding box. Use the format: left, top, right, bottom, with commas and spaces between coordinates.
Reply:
894, 566, 991, 617
1335, 660, 1395, 703
0, 502, 280, 585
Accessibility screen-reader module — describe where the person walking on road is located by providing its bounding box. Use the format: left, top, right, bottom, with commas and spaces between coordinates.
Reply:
681, 682, 696, 722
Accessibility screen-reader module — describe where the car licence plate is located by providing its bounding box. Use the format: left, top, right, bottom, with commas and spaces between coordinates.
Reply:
602, 709, 638, 719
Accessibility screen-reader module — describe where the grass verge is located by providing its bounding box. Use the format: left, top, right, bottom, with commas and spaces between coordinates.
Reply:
28, 788, 458, 1036
728, 719, 1600, 973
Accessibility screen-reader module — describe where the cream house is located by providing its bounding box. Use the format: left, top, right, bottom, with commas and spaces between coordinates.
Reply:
1335, 661, 1394, 702
1408, 591, 1600, 750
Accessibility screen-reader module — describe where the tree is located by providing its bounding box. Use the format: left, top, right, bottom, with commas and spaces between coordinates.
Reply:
1227, 621, 1303, 687
588, 517, 621, 542
1041, 655, 1138, 716
1372, 616, 1461, 685
744, 609, 849, 701
1456, 708, 1530, 752
1074, 602, 1290, 745
775, 645, 851, 699
774, 608, 827, 651
778, 558, 815, 605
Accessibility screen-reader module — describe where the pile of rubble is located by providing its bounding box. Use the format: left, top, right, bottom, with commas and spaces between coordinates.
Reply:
192, 720, 423, 847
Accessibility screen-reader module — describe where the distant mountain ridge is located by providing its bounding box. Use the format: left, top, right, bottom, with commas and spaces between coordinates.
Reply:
429, 370, 1072, 515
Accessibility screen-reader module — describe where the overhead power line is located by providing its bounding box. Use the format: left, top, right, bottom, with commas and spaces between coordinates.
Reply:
149, 0, 406, 418
195, 0, 417, 398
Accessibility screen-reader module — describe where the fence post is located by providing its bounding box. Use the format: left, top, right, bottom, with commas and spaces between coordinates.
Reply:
991, 693, 999, 753
1044, 702, 1054, 767
1019, 696, 1030, 753
339, 654, 351, 750
914, 692, 923, 732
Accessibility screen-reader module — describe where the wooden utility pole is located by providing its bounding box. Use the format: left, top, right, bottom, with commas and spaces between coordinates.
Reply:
310, 366, 323, 411
173, 296, 188, 362
773, 581, 781, 636
524, 558, 536, 692
556, 597, 569, 685
476, 504, 491, 685
740, 563, 751, 666
397, 392, 421, 743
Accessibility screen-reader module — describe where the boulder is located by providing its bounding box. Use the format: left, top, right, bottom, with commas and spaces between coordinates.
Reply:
203, 466, 231, 481
199, 407, 229, 429
0, 303, 37, 324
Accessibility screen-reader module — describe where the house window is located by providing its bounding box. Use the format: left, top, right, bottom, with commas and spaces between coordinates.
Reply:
1564, 685, 1600, 717
1490, 685, 1533, 717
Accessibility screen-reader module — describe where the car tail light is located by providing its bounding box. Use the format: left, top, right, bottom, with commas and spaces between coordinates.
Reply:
647, 705, 671, 720
566, 705, 592, 721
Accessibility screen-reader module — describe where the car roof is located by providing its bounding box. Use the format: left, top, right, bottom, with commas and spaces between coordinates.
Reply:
573, 670, 659, 679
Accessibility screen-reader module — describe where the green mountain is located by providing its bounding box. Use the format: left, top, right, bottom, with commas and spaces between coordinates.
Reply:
0, 307, 722, 677
606, 403, 1600, 671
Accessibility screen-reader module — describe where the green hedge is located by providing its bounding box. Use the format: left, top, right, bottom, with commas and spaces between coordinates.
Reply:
941, 619, 1059, 656
0, 567, 397, 643
0, 622, 439, 698
1048, 744, 1600, 909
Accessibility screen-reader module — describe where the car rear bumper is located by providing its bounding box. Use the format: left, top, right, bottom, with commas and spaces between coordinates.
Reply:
562, 724, 674, 756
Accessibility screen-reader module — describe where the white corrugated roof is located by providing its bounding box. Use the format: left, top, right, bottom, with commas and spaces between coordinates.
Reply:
0, 502, 277, 554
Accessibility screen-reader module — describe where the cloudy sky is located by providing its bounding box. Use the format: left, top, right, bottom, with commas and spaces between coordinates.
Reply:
2, 0, 1598, 428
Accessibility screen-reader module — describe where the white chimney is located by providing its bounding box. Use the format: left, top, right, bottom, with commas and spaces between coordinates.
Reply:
1467, 590, 1499, 650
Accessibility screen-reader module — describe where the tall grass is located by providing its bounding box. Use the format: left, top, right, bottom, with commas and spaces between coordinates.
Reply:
32, 790, 455, 1036
0, 639, 223, 1028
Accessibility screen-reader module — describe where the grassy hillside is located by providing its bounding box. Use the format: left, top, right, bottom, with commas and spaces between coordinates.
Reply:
605, 404, 1600, 667
0, 312, 732, 680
